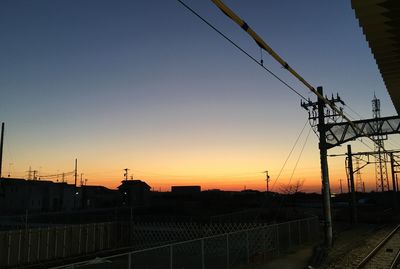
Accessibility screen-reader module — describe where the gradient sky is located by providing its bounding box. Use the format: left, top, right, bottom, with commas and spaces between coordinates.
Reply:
1, 0, 399, 192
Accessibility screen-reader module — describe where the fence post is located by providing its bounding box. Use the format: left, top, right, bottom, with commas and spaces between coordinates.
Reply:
298, 220, 302, 245
54, 227, 58, 258
288, 222, 291, 250
246, 231, 250, 264
85, 224, 89, 253
78, 224, 82, 254
107, 223, 111, 248
119, 221, 123, 246
63, 225, 67, 257
169, 245, 173, 269
37, 228, 41, 261
7, 231, 11, 266
201, 238, 205, 269
263, 228, 266, 261
100, 223, 104, 249
276, 225, 280, 256
27, 229, 31, 263
18, 230, 22, 264
93, 223, 96, 252
127, 252, 132, 269
226, 234, 229, 269
46, 227, 50, 259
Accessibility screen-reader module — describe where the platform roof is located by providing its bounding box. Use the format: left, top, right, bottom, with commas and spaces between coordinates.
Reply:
352, 0, 400, 114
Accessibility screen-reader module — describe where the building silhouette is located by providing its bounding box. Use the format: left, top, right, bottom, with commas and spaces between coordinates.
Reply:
118, 179, 151, 207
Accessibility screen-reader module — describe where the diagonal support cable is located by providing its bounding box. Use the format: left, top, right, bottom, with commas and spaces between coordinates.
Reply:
209, 0, 397, 156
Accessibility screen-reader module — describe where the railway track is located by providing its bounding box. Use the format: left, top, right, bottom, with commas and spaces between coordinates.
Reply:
355, 224, 400, 269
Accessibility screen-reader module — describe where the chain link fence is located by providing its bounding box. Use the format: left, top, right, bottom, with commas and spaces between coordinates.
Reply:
0, 222, 130, 267
51, 217, 319, 269
0, 220, 272, 268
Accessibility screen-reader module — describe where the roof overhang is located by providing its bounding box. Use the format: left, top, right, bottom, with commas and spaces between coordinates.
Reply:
351, 0, 400, 114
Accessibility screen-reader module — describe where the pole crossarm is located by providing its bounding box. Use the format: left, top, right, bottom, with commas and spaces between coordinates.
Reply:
329, 150, 400, 157
325, 116, 400, 149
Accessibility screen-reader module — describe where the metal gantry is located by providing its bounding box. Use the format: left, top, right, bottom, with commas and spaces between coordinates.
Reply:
324, 116, 400, 149
302, 91, 400, 234
355, 159, 364, 192
372, 95, 390, 191
196, 0, 400, 247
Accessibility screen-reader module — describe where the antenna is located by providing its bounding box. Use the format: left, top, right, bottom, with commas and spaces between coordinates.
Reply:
8, 163, 13, 177
263, 170, 270, 192
124, 168, 129, 181
74, 158, 78, 187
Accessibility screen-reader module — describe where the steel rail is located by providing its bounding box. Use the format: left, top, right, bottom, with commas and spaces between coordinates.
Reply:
356, 224, 400, 269
389, 246, 400, 269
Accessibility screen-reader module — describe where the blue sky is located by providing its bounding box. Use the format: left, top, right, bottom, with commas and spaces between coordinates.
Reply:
0, 0, 398, 191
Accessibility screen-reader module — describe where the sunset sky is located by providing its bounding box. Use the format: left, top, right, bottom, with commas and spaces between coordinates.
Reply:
1, 0, 399, 192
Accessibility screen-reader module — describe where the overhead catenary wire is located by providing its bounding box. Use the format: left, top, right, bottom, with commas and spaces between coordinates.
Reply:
344, 104, 366, 121
176, 0, 308, 101
176, 1, 400, 203
176, 0, 389, 187
38, 171, 75, 179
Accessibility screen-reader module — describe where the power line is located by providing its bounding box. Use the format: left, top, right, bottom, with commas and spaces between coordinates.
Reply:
176, 0, 308, 101
271, 119, 309, 191
287, 125, 312, 186
344, 104, 365, 121
178, 0, 400, 171
194, 0, 398, 163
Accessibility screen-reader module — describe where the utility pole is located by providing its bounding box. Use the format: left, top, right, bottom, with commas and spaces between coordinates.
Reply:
80, 173, 84, 186
33, 170, 38, 180
347, 144, 358, 224
317, 87, 333, 247
204, 0, 400, 246
301, 86, 344, 247
264, 170, 270, 192
74, 158, 78, 187
124, 168, 129, 181
0, 122, 4, 179
331, 150, 400, 209
339, 179, 343, 194
28, 166, 32, 180
390, 153, 398, 210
